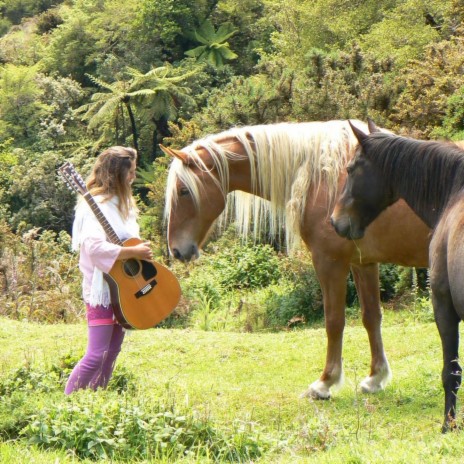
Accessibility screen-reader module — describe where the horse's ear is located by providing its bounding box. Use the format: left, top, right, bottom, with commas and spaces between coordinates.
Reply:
159, 144, 190, 165
367, 118, 381, 134
348, 120, 368, 144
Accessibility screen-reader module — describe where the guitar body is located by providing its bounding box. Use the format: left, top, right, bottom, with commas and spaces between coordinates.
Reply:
105, 237, 181, 329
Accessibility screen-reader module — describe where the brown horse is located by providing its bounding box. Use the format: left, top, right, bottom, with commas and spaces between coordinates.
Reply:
331, 120, 464, 431
161, 120, 430, 399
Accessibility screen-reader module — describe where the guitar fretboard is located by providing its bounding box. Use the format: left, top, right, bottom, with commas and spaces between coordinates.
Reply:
84, 192, 123, 246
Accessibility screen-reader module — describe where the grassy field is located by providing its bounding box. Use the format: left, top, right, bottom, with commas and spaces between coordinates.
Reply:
1, 309, 464, 463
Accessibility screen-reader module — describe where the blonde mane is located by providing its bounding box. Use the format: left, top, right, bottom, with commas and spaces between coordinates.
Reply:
165, 120, 364, 250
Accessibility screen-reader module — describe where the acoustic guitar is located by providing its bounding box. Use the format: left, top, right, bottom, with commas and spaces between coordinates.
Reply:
59, 161, 181, 330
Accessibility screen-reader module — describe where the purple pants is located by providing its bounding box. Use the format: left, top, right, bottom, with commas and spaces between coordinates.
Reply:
65, 324, 125, 394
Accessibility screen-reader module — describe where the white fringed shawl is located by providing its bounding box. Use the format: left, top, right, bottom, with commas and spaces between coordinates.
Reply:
72, 196, 139, 306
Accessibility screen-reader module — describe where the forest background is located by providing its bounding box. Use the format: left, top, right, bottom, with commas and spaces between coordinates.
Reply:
1, 0, 464, 328
2, 1, 464, 462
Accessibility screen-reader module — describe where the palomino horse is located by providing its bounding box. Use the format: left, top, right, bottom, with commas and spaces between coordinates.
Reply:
161, 120, 430, 399
331, 120, 464, 431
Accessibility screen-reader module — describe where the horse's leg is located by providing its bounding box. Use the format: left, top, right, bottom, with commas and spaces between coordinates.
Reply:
302, 255, 350, 399
351, 263, 391, 393
429, 226, 461, 432
431, 287, 460, 433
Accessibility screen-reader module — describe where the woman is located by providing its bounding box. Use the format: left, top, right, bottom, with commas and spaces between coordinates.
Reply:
65, 146, 152, 394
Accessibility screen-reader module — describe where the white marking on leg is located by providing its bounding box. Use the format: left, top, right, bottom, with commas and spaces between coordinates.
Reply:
360, 361, 392, 394
300, 367, 344, 399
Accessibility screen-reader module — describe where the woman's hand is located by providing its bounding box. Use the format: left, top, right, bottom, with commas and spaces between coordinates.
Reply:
118, 241, 153, 261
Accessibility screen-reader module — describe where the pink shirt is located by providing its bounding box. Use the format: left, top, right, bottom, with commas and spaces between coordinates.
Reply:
72, 196, 140, 305
79, 237, 121, 304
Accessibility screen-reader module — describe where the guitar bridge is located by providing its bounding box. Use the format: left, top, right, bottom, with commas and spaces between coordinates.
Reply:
135, 279, 157, 298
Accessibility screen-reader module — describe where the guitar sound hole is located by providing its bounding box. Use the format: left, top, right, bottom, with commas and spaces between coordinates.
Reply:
123, 259, 141, 277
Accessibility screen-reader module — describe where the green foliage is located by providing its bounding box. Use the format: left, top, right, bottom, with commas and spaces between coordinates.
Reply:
0, 366, 60, 397
21, 397, 264, 461
193, 45, 395, 132
292, 45, 395, 122
131, 0, 207, 65
432, 84, 464, 140
0, 67, 83, 148
211, 243, 281, 290
35, 8, 64, 35
0, 138, 16, 217
48, 352, 81, 385
136, 157, 171, 248
40, 6, 99, 83
415, 296, 435, 322
379, 264, 402, 301
0, 222, 82, 323
107, 365, 138, 394
360, 0, 446, 67
264, 257, 324, 328
0, 0, 64, 25
390, 33, 464, 137
195, 71, 294, 130
0, 25, 44, 66
0, 64, 46, 145
9, 150, 76, 231
0, 367, 269, 464
3, 315, 462, 463
264, 0, 398, 65
76, 64, 200, 156
75, 72, 141, 149
128, 65, 199, 121
128, 64, 200, 159
35, 73, 84, 150
214, 0, 273, 74
185, 20, 238, 67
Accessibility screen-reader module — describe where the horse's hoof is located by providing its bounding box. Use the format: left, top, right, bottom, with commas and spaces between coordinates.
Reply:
360, 377, 384, 394
300, 380, 331, 400
442, 419, 459, 433
360, 366, 392, 394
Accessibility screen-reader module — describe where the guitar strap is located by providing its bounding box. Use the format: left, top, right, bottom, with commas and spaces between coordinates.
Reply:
72, 196, 139, 251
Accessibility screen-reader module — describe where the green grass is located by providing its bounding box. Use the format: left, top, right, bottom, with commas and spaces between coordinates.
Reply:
1, 309, 464, 463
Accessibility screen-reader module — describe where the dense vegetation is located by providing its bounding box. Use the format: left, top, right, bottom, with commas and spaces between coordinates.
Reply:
2, 1, 464, 461
2, 0, 459, 325
3, 311, 462, 464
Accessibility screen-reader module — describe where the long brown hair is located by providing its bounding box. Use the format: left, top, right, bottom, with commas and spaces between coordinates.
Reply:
86, 146, 137, 219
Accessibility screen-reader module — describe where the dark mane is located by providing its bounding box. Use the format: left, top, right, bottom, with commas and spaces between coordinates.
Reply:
364, 133, 464, 225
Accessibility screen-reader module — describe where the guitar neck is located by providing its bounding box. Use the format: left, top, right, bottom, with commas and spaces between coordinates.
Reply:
83, 192, 123, 246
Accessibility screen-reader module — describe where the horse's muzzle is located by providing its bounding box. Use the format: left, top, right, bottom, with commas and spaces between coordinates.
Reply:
172, 244, 200, 262
330, 215, 365, 240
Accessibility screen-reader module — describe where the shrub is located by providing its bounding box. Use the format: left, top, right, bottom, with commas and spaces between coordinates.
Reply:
48, 352, 81, 386
36, 9, 64, 35
346, 264, 420, 306
264, 258, 323, 328
211, 243, 281, 290
0, 366, 60, 397
0, 223, 82, 323
21, 394, 266, 461
0, 364, 64, 440
0, 360, 267, 460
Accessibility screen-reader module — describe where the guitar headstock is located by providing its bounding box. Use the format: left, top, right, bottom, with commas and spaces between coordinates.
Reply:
58, 161, 88, 196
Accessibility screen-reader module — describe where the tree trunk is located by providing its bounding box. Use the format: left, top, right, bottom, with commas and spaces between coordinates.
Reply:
152, 115, 171, 161
124, 101, 138, 151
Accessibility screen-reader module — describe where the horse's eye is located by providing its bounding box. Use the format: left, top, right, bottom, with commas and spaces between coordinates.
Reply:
179, 187, 190, 197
